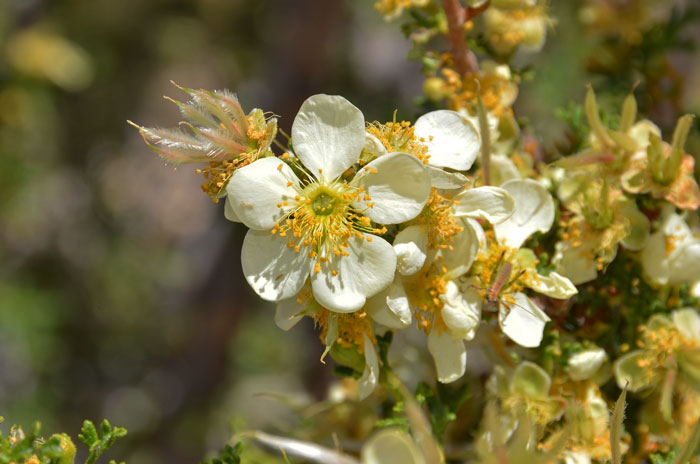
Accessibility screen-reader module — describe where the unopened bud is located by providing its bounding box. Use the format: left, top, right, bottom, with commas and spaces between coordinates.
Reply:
423, 77, 448, 102
619, 93, 637, 133
585, 85, 614, 147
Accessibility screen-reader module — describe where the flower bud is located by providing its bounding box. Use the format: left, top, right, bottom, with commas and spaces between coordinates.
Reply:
422, 77, 449, 102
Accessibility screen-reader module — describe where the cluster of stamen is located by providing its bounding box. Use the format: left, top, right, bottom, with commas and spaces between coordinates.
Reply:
405, 265, 449, 335
314, 308, 375, 353
441, 68, 515, 117
472, 232, 530, 308
486, 7, 546, 55
366, 121, 431, 164
270, 160, 387, 274
196, 154, 256, 202
418, 189, 464, 250
558, 216, 624, 271
635, 323, 697, 373
373, 0, 412, 16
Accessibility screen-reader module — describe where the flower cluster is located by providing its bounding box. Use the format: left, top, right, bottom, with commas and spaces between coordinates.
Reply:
130, 0, 700, 462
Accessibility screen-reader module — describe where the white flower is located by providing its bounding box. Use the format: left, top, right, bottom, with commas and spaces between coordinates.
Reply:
396, 224, 483, 383
366, 109, 480, 189
472, 179, 577, 348
274, 291, 381, 400
227, 95, 431, 312
382, 183, 513, 383
392, 186, 514, 278
641, 207, 700, 286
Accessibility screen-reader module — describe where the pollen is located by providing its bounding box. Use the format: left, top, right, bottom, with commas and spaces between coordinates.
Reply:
366, 120, 430, 163
404, 265, 449, 335
314, 308, 376, 353
418, 188, 465, 250
272, 179, 386, 275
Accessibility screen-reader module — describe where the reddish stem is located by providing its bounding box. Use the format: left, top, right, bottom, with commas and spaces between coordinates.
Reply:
442, 0, 481, 75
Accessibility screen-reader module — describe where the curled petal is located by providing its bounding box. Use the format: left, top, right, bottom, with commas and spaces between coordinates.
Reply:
440, 279, 481, 340
275, 297, 306, 331
365, 282, 412, 330
292, 94, 365, 181
614, 351, 658, 392
393, 225, 429, 276
364, 132, 389, 158
358, 334, 379, 400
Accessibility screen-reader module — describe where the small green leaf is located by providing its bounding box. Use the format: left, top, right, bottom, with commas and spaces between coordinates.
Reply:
79, 421, 98, 448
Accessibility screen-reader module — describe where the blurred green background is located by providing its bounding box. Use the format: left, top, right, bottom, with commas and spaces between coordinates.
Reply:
0, 1, 699, 462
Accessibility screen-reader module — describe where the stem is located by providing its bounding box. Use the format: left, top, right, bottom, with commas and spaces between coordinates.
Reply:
442, 0, 479, 75
384, 370, 444, 464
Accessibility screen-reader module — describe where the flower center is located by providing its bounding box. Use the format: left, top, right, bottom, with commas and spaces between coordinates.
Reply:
405, 265, 449, 334
272, 177, 387, 274
472, 234, 528, 303
418, 188, 464, 250
311, 191, 338, 216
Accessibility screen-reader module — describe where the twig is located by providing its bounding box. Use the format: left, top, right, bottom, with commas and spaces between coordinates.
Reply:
442, 0, 482, 75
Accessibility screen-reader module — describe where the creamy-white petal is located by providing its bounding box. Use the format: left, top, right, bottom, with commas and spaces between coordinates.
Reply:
425, 165, 470, 189
453, 186, 514, 224
291, 94, 365, 181
351, 152, 431, 224
499, 293, 550, 348
362, 429, 425, 464
553, 240, 599, 285
223, 195, 241, 223
566, 348, 607, 381
427, 330, 467, 383
673, 308, 700, 343
435, 219, 479, 279
494, 179, 555, 249
241, 230, 309, 302
275, 297, 305, 331
364, 132, 388, 158
226, 157, 299, 230
365, 282, 412, 330
393, 225, 429, 276
668, 241, 700, 285
525, 270, 578, 299
310, 234, 396, 313
358, 334, 379, 400
415, 110, 480, 171
440, 280, 481, 340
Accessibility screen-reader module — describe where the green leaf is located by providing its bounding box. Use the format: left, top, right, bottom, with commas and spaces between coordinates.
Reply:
199, 442, 243, 464
415, 380, 470, 443
79, 420, 99, 448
